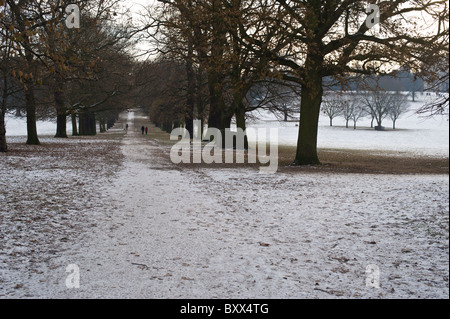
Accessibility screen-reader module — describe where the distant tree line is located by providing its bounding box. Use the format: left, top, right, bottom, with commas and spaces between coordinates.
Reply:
322, 76, 411, 130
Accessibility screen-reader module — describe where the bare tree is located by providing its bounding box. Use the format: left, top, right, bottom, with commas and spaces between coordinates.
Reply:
248, 80, 301, 122
363, 87, 393, 131
341, 97, 353, 129
349, 93, 367, 130
389, 91, 410, 129
322, 92, 342, 127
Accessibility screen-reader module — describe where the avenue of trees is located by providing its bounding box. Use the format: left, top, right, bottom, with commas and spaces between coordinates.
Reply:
1, 0, 449, 166
0, 0, 137, 152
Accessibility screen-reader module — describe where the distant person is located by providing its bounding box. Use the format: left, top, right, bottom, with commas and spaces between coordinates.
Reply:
126, 124, 129, 132
141, 126, 145, 135
145, 127, 148, 135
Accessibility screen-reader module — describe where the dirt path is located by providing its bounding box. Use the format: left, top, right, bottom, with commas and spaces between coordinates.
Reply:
1, 111, 448, 299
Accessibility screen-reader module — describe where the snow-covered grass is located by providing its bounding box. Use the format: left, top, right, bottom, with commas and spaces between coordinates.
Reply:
4, 116, 73, 137
0, 135, 124, 297
246, 98, 449, 158
0, 109, 448, 299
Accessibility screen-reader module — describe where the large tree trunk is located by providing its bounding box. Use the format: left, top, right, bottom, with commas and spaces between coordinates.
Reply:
292, 54, 323, 165
54, 83, 67, 138
207, 71, 224, 129
207, 69, 232, 145
79, 110, 96, 136
25, 86, 40, 145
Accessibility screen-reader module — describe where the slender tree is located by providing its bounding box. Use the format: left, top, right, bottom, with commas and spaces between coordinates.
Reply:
322, 92, 343, 127
389, 91, 409, 129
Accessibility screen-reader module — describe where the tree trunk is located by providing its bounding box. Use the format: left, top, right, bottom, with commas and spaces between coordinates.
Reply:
375, 117, 383, 130
207, 69, 232, 145
1, 76, 8, 152
71, 112, 79, 136
24, 86, 40, 145
79, 110, 96, 136
99, 119, 106, 133
184, 38, 195, 139
0, 105, 6, 153
292, 54, 323, 166
54, 83, 67, 138
235, 100, 249, 150
207, 71, 224, 130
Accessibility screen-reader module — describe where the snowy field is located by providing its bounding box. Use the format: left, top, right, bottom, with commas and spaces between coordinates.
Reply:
0, 106, 449, 299
245, 97, 449, 158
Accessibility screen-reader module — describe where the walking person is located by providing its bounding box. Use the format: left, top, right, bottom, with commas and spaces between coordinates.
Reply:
141, 126, 145, 135
145, 127, 148, 135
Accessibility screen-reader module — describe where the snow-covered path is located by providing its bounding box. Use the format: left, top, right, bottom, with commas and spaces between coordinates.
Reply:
2, 111, 448, 299
54, 111, 448, 299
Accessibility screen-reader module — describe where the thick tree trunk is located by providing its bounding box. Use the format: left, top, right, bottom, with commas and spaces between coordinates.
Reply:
25, 86, 40, 145
54, 84, 67, 138
292, 54, 323, 166
207, 69, 232, 145
207, 71, 224, 130
79, 110, 96, 136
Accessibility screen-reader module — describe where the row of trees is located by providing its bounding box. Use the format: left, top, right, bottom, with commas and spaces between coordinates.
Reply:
1, 1, 448, 165
136, 58, 302, 137
0, 0, 137, 152
322, 89, 409, 130
144, 0, 448, 165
